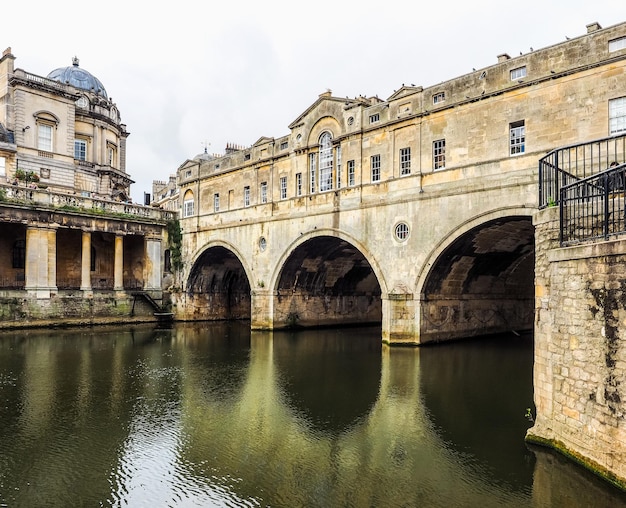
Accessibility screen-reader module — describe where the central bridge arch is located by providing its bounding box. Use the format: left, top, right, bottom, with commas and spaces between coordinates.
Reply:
272, 233, 384, 329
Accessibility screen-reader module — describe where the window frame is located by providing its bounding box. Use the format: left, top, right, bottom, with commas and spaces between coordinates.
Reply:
37, 123, 53, 152
609, 37, 626, 53
347, 160, 355, 187
214, 193, 220, 212
309, 153, 317, 194
319, 132, 333, 192
369, 113, 380, 124
280, 176, 287, 200
296, 173, 302, 196
400, 147, 411, 176
433, 92, 445, 105
244, 186, 250, 207
609, 97, 626, 135
74, 138, 87, 161
260, 181, 268, 203
510, 66, 527, 80
371, 154, 381, 182
433, 139, 446, 170
509, 120, 526, 155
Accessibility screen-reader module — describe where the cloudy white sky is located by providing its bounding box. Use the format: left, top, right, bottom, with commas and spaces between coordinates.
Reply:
4, 1, 625, 202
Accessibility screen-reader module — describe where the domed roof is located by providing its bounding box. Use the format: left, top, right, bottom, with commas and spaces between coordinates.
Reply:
47, 57, 108, 98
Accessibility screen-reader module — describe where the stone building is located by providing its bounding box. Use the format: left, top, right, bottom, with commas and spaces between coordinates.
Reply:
0, 48, 172, 325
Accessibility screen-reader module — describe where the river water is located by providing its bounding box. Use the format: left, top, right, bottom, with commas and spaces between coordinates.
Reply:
0, 323, 625, 508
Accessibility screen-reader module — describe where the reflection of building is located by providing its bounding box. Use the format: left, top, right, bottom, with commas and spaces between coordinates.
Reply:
0, 47, 173, 324
0, 48, 132, 200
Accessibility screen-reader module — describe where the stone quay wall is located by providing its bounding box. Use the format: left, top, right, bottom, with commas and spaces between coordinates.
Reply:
528, 206, 626, 489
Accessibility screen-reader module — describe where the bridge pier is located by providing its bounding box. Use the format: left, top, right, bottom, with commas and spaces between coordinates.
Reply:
382, 293, 418, 345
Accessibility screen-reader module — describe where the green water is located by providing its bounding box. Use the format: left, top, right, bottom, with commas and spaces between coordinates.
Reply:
0, 323, 625, 507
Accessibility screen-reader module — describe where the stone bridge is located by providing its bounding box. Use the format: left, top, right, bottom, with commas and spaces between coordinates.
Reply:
174, 21, 626, 345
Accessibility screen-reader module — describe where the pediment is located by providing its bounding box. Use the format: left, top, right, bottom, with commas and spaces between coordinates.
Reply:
387, 85, 423, 102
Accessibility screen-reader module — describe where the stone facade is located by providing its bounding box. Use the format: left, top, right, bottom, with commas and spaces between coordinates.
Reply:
529, 206, 626, 488
0, 47, 173, 326
0, 48, 132, 200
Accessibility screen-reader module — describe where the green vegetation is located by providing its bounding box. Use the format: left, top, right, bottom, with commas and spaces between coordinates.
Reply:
167, 219, 183, 271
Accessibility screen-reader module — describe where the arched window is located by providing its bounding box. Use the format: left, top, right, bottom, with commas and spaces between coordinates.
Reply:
12, 240, 25, 269
319, 132, 333, 192
183, 190, 195, 217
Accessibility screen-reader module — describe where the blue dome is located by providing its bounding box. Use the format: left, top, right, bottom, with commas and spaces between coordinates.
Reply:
47, 57, 108, 98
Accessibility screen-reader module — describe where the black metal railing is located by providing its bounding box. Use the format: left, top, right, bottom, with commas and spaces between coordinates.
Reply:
560, 164, 626, 245
539, 133, 626, 208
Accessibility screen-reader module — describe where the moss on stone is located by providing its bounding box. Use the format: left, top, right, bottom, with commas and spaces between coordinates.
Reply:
525, 432, 626, 491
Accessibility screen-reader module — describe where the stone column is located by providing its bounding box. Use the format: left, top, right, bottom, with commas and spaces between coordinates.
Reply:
144, 237, 162, 290
80, 231, 92, 292
25, 225, 55, 298
47, 227, 57, 292
114, 234, 124, 290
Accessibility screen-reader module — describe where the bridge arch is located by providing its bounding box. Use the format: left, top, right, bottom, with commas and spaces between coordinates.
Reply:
415, 207, 535, 343
184, 241, 253, 321
270, 229, 386, 329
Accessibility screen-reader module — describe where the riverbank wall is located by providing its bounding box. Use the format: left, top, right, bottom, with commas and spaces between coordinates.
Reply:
528, 206, 626, 490
0, 291, 163, 329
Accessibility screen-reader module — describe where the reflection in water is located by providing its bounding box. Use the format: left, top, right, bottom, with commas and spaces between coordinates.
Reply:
0, 324, 625, 507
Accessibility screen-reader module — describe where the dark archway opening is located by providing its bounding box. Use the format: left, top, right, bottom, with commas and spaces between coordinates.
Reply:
275, 235, 381, 328
421, 217, 534, 343
187, 246, 251, 321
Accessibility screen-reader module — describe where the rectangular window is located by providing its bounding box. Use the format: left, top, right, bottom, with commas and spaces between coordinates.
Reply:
0, 156, 5, 177
183, 199, 194, 217
214, 193, 220, 212
38, 124, 52, 152
74, 139, 87, 161
433, 92, 445, 104
244, 153, 251, 161
309, 153, 317, 193
510, 120, 525, 155
371, 154, 381, 182
296, 173, 302, 196
609, 36, 626, 52
400, 147, 411, 176
348, 160, 355, 186
609, 97, 626, 135
107, 145, 116, 167
244, 186, 250, 207
510, 66, 527, 80
433, 139, 446, 170
280, 140, 288, 150
369, 113, 380, 124
336, 146, 342, 189
280, 176, 287, 199
260, 181, 268, 203
319, 150, 333, 193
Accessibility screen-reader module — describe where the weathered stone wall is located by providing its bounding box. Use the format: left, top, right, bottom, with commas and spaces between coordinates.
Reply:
528, 206, 626, 489
0, 291, 161, 329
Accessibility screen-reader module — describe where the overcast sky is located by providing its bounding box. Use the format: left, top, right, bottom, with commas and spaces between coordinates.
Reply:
4, 1, 624, 202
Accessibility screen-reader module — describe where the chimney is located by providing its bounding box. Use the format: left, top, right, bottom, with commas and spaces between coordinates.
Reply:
497, 53, 511, 63
586, 22, 602, 33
